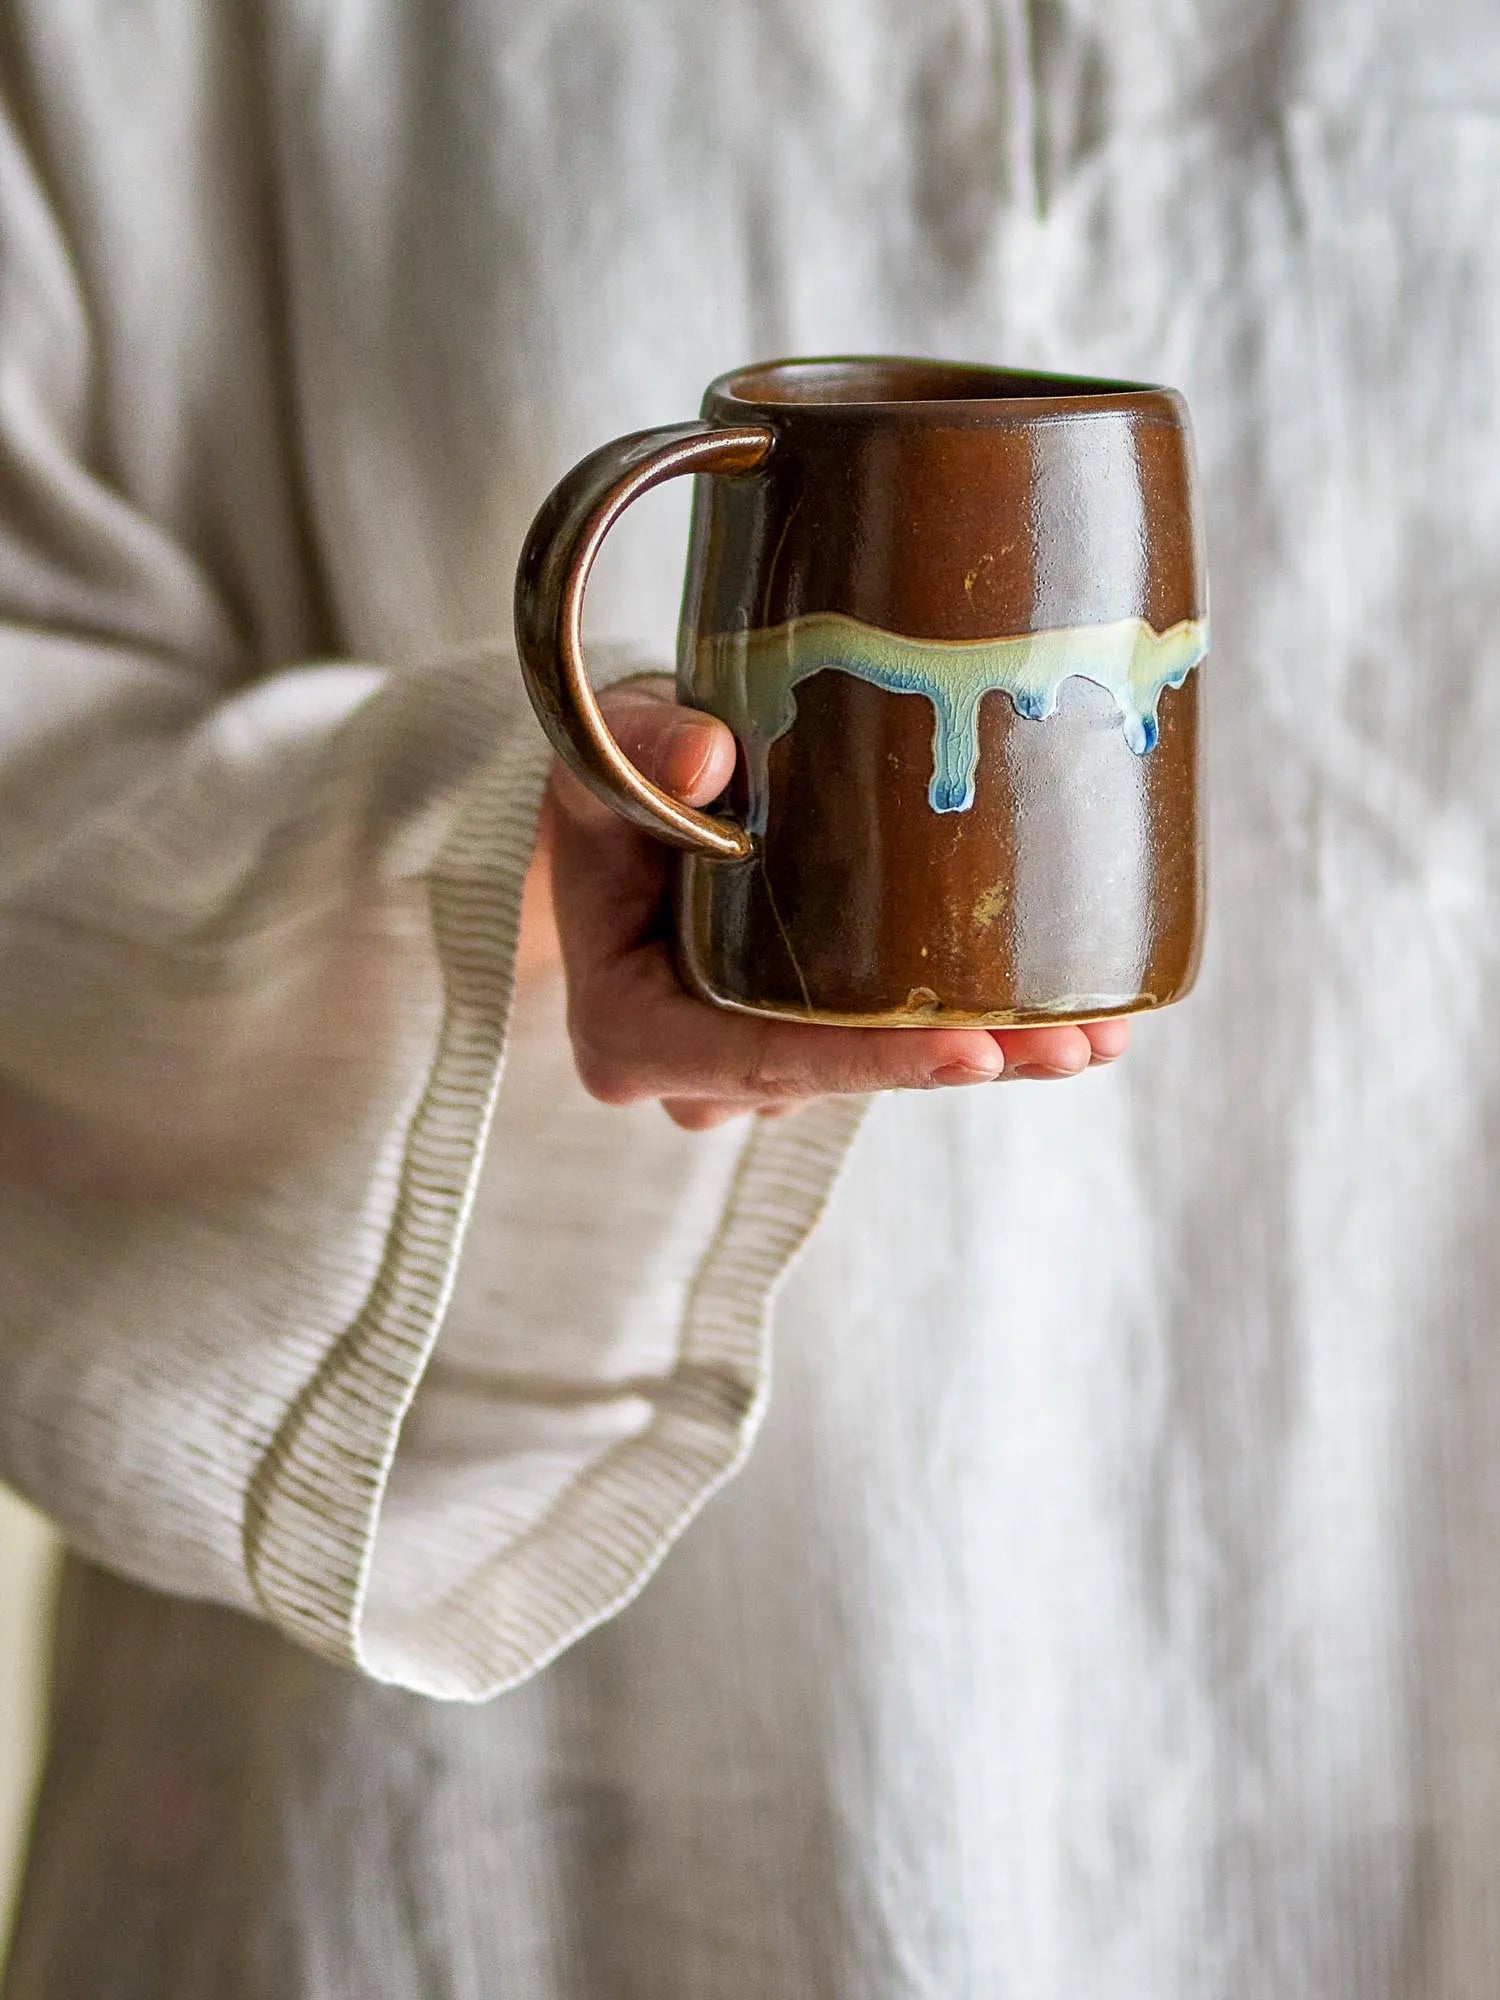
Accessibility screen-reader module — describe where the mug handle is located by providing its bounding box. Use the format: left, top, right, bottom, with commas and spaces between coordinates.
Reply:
514, 421, 775, 860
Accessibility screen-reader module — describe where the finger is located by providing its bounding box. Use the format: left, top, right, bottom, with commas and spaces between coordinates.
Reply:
989, 1024, 1094, 1075
661, 1020, 1129, 1115
662, 1097, 806, 1131
570, 944, 1010, 1106
658, 1018, 1133, 1120
994, 1017, 1133, 1080
549, 679, 738, 835
661, 1097, 761, 1131
985, 1018, 1134, 1075
1083, 1016, 1132, 1063
549, 687, 740, 969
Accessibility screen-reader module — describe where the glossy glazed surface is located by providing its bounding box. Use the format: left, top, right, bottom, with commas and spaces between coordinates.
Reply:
673, 356, 1207, 1025
691, 610, 1208, 824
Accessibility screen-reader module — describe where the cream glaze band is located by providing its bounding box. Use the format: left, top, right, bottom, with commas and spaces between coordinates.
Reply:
691, 611, 1209, 828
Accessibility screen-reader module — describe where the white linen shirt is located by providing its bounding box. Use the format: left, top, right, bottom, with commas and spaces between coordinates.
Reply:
3, 1, 1499, 1994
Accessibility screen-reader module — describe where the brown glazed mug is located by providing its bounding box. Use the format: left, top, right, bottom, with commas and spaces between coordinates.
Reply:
515, 357, 1207, 1027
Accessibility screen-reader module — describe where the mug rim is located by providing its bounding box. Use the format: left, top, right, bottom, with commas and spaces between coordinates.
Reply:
704, 353, 1185, 424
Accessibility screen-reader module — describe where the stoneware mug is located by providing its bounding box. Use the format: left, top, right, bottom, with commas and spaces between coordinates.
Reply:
515, 356, 1207, 1027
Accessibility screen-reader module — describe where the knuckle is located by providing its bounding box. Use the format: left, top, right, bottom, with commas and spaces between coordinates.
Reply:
735, 1025, 797, 1103
601, 673, 673, 712
664, 1100, 721, 1132
569, 1026, 635, 1106
598, 688, 674, 759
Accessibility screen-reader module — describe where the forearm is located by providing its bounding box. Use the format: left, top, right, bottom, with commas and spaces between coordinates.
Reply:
0, 647, 537, 1195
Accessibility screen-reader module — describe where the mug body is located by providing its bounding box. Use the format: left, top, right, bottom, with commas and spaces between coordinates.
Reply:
674, 358, 1207, 1026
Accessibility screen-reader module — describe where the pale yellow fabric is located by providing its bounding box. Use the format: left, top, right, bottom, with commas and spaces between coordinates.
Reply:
4, 1, 1500, 1996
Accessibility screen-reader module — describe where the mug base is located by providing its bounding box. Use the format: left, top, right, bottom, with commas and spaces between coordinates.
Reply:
676, 969, 1192, 1030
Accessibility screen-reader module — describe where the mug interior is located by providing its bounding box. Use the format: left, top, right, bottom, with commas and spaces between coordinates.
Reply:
710, 355, 1166, 414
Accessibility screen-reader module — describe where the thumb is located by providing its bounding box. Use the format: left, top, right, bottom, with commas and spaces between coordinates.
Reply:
547, 679, 740, 969
548, 677, 738, 834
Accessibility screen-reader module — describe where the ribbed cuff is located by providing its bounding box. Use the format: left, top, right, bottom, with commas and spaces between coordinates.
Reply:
243, 652, 868, 1698
242, 670, 554, 1664
368, 1092, 869, 1697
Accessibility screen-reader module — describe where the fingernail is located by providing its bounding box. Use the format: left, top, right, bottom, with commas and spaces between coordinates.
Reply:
657, 720, 715, 791
931, 1059, 1003, 1087
1010, 1062, 1080, 1081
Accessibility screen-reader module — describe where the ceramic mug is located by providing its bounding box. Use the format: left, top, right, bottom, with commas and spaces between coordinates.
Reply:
515, 356, 1207, 1027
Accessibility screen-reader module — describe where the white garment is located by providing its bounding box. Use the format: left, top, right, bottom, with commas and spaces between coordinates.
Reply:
4, 1, 1500, 1994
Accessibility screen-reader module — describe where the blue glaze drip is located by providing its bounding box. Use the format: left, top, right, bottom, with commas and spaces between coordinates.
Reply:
692, 612, 1208, 831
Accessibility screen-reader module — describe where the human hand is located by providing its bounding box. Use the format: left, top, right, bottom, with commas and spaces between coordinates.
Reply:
532, 678, 1129, 1131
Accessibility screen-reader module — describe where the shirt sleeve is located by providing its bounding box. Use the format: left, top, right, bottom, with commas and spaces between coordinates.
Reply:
0, 11, 864, 1700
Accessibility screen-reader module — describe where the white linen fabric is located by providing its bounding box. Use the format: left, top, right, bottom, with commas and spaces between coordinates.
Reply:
3, 0, 1499, 1994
